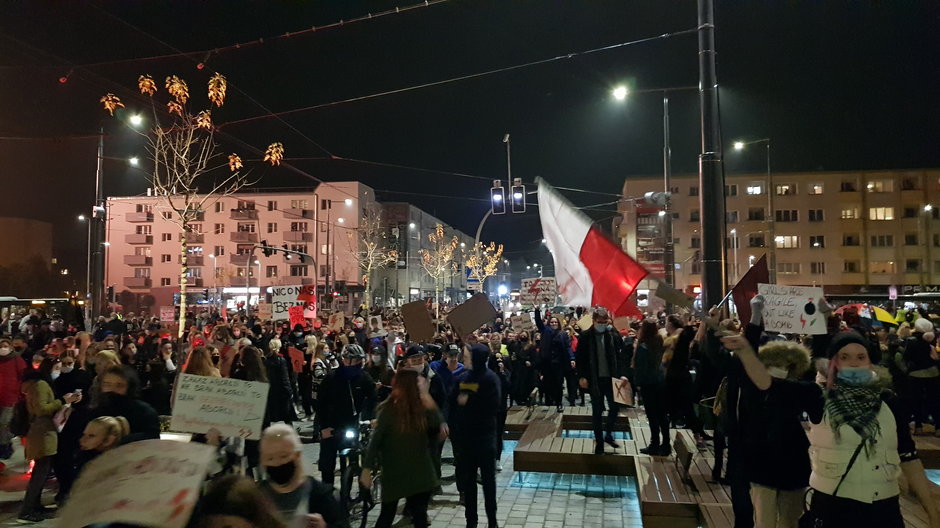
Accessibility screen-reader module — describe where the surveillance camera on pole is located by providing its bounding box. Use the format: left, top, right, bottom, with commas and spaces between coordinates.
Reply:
642, 191, 670, 207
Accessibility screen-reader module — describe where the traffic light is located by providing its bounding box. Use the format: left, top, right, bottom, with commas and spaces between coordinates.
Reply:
282, 244, 292, 261
511, 178, 526, 213
203, 288, 209, 301
261, 240, 273, 257
106, 285, 114, 302
490, 180, 506, 215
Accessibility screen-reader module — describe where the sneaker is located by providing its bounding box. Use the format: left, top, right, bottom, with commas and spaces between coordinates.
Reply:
17, 513, 45, 523
496, 461, 503, 472
604, 434, 620, 449
556, 405, 563, 413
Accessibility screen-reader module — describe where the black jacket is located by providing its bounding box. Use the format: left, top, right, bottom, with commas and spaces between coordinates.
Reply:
259, 476, 350, 528
447, 345, 501, 439
264, 354, 295, 424
318, 368, 377, 431
575, 327, 628, 394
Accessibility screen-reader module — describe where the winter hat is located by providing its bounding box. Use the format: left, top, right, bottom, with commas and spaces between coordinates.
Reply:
826, 330, 880, 365
914, 317, 935, 342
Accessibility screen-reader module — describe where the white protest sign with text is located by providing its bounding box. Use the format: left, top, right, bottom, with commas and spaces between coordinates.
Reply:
520, 277, 557, 306
270, 284, 317, 321
757, 283, 826, 335
56, 439, 213, 528
170, 373, 269, 440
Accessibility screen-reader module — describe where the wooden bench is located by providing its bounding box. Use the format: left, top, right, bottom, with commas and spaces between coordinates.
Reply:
512, 418, 636, 476
674, 431, 731, 504
698, 503, 734, 528
913, 435, 940, 469
634, 454, 699, 528
560, 405, 631, 432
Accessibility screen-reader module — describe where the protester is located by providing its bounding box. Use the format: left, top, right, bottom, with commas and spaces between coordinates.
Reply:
634, 319, 669, 456
361, 369, 441, 528
535, 309, 573, 412
264, 338, 296, 425
192, 474, 289, 528
257, 424, 348, 528
575, 307, 629, 455
0, 337, 26, 460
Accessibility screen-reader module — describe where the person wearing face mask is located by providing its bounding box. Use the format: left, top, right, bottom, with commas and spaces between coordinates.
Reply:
430, 344, 466, 397
258, 423, 349, 528
534, 309, 574, 412
366, 343, 394, 403
575, 307, 630, 455
0, 338, 26, 460
401, 345, 447, 410
725, 323, 940, 528
316, 344, 376, 487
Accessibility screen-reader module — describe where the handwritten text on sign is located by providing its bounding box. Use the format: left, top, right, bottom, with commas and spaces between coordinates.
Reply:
757, 283, 826, 335
170, 374, 269, 440
56, 439, 213, 528
271, 284, 316, 320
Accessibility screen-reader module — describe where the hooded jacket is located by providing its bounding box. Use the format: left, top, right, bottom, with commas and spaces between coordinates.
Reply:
447, 344, 501, 439
0, 350, 26, 407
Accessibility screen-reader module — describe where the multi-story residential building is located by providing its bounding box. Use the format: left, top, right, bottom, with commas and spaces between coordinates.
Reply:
374, 203, 475, 307
104, 183, 472, 313
617, 169, 940, 308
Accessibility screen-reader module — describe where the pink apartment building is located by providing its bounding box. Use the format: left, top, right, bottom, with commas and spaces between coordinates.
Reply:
105, 182, 375, 313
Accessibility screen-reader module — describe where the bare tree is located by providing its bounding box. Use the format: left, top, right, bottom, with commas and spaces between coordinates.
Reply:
418, 224, 459, 319
465, 241, 504, 292
101, 74, 283, 337
347, 206, 398, 309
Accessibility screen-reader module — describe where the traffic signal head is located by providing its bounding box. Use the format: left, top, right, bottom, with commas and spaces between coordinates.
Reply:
511, 180, 526, 213
282, 244, 292, 261
491, 180, 506, 215
261, 240, 273, 257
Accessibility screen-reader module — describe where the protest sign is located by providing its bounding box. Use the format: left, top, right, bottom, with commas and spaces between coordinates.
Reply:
270, 284, 317, 321
288, 305, 306, 328
56, 439, 213, 528
576, 313, 593, 332
401, 301, 435, 342
613, 378, 633, 406
256, 301, 272, 321
447, 293, 499, 337
170, 374, 269, 440
510, 314, 535, 332
160, 306, 175, 323
287, 347, 304, 373
368, 315, 386, 337
520, 277, 557, 306
328, 311, 346, 333
757, 283, 826, 335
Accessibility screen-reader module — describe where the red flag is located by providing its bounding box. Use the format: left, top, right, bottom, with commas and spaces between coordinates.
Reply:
731, 254, 769, 324
537, 178, 649, 318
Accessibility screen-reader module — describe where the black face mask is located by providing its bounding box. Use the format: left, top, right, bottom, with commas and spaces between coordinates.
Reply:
211, 355, 221, 365
265, 459, 296, 485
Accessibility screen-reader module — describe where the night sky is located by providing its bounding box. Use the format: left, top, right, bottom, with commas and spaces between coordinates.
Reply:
1, 1, 938, 279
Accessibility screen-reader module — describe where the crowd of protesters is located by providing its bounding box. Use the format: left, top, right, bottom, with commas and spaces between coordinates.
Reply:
1, 296, 940, 528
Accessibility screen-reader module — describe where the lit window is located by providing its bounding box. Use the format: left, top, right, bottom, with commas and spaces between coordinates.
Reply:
775, 235, 799, 249
746, 184, 763, 195
808, 183, 823, 195
775, 183, 797, 196
841, 208, 860, 220
869, 207, 895, 221
870, 261, 895, 274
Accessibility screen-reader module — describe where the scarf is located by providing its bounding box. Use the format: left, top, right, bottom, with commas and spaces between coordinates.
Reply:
825, 381, 883, 455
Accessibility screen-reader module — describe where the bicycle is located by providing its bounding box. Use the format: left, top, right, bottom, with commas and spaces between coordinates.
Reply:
338, 419, 380, 528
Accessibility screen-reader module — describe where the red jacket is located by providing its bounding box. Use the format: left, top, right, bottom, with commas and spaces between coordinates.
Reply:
0, 353, 26, 407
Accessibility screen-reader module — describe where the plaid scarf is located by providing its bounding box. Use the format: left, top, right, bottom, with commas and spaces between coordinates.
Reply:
825, 382, 883, 455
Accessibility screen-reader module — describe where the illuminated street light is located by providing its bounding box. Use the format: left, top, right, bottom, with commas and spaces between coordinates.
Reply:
129, 114, 143, 127
733, 141, 745, 151
925, 205, 933, 212
128, 157, 140, 166
78, 214, 86, 221
337, 218, 345, 224
612, 85, 628, 101
409, 223, 416, 229
344, 198, 353, 206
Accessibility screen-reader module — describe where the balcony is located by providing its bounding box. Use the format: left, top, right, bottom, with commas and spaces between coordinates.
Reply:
284, 208, 313, 219
123, 277, 151, 289
283, 231, 313, 242
230, 209, 259, 221
123, 255, 152, 266
230, 253, 251, 266
126, 212, 153, 222
180, 232, 204, 244
230, 232, 258, 243
181, 255, 204, 266
182, 277, 203, 288
125, 233, 153, 244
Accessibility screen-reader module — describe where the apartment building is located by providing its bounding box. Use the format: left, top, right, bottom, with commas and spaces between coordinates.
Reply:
617, 169, 940, 306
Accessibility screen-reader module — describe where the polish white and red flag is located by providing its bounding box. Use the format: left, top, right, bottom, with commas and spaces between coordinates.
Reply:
537, 177, 648, 318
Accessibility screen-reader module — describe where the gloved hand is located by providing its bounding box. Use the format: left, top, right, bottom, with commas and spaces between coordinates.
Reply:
817, 296, 834, 316
749, 295, 765, 326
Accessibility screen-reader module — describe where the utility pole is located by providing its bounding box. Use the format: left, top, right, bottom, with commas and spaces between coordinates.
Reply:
91, 128, 106, 319
662, 92, 675, 290
697, 0, 728, 309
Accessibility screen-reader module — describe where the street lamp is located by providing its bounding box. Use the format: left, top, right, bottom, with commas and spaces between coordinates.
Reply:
129, 114, 143, 127
612, 85, 629, 101
732, 137, 774, 282
128, 156, 140, 166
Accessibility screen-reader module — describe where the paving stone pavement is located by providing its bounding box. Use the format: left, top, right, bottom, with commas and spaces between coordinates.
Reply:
0, 417, 644, 528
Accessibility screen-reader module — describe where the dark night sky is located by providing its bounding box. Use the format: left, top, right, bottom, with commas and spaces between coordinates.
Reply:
1, 1, 938, 277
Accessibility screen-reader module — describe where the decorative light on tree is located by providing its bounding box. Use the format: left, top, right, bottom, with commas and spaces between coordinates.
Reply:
418, 224, 459, 319
347, 205, 398, 309
465, 241, 504, 289
101, 72, 283, 338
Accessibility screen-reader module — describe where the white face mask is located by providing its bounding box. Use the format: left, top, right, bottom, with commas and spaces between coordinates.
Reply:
51, 371, 60, 380
370, 355, 383, 363
767, 366, 789, 379
61, 366, 74, 374
0, 347, 10, 356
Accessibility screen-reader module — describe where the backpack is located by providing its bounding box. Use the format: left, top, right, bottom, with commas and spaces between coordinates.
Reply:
10, 399, 30, 437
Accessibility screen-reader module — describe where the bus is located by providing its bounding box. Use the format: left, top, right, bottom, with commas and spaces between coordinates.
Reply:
0, 297, 85, 331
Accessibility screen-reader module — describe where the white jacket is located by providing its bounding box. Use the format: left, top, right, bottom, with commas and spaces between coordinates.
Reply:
808, 402, 901, 504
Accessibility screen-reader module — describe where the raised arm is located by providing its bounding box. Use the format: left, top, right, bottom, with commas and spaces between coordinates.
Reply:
720, 335, 772, 391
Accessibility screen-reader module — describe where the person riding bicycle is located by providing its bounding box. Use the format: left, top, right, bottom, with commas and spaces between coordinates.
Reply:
318, 343, 377, 487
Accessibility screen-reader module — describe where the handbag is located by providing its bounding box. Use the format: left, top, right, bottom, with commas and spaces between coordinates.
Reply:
798, 440, 866, 528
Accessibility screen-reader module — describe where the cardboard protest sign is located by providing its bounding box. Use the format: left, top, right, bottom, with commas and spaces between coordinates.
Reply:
256, 301, 272, 321
56, 439, 213, 528
170, 374, 269, 440
401, 301, 436, 342
287, 347, 304, 373
520, 277, 557, 306
654, 281, 694, 309
576, 313, 594, 332
368, 315, 386, 338
160, 306, 175, 323
613, 378, 633, 406
270, 284, 317, 321
447, 293, 499, 338
757, 283, 826, 335
288, 305, 306, 329
509, 315, 534, 332
328, 311, 345, 332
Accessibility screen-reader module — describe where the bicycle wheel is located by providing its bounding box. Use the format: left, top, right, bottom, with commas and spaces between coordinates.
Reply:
341, 463, 364, 521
